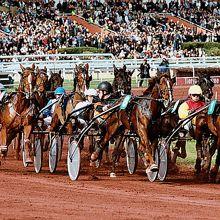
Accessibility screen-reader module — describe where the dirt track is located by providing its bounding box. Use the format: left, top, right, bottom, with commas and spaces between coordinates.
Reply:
1, 86, 220, 219
0, 145, 220, 220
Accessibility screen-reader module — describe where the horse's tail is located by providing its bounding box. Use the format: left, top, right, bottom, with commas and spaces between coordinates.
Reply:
207, 115, 217, 136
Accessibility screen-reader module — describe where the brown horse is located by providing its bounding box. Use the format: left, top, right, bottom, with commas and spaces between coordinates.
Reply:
112, 65, 134, 95
90, 73, 174, 175
0, 64, 38, 162
48, 70, 64, 92
14, 66, 49, 159
192, 74, 215, 177
202, 109, 220, 181
49, 63, 92, 133
163, 73, 214, 176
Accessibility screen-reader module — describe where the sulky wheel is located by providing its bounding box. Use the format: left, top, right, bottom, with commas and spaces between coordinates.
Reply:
49, 135, 59, 173
33, 137, 42, 173
157, 141, 168, 181
125, 137, 138, 174
67, 138, 81, 181
147, 148, 159, 182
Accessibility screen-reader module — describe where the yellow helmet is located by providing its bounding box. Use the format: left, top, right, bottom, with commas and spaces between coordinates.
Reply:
188, 85, 202, 95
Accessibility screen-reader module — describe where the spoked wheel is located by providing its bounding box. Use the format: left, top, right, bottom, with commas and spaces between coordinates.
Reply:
21, 132, 28, 167
157, 142, 168, 181
67, 138, 81, 181
125, 137, 138, 174
58, 135, 63, 162
33, 136, 42, 173
147, 148, 159, 182
49, 135, 59, 173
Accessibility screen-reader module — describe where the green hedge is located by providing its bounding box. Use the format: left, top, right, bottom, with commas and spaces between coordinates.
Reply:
182, 42, 220, 56
58, 47, 104, 54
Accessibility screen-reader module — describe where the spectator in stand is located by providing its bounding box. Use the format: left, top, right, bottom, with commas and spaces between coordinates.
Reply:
138, 58, 150, 87
0, 0, 219, 60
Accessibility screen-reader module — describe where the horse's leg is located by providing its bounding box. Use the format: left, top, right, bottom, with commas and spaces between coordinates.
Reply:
0, 127, 8, 155
23, 125, 33, 163
137, 124, 157, 172
195, 140, 203, 175
210, 147, 220, 182
14, 132, 22, 160
91, 122, 119, 162
172, 139, 186, 163
110, 135, 124, 177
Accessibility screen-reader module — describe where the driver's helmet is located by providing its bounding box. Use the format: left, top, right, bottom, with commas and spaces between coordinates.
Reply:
188, 85, 202, 95
0, 83, 5, 91
54, 87, 66, 95
84, 88, 98, 97
97, 81, 113, 94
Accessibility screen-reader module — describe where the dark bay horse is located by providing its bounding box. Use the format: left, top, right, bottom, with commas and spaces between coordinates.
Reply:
0, 64, 38, 162
112, 65, 134, 95
91, 73, 174, 175
48, 70, 64, 92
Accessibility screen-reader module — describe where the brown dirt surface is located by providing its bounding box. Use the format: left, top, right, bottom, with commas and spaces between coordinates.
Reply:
0, 141, 220, 220
1, 87, 220, 219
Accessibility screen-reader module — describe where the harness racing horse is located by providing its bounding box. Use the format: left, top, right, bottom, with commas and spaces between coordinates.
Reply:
49, 63, 92, 133
92, 65, 134, 167
164, 73, 214, 176
195, 73, 214, 102
14, 66, 49, 159
0, 64, 38, 163
90, 73, 174, 176
207, 113, 220, 182
112, 64, 134, 95
193, 73, 215, 177
48, 70, 64, 92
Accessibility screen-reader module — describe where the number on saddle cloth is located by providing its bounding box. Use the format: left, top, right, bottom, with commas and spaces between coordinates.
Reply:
120, 95, 132, 110
208, 100, 218, 115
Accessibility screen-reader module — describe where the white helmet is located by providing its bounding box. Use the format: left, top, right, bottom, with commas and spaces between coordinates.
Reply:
84, 89, 98, 97
188, 85, 202, 95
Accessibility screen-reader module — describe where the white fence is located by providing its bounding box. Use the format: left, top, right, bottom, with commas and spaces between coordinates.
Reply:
0, 54, 220, 86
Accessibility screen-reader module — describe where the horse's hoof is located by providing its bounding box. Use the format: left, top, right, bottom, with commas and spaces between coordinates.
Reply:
209, 170, 217, 183
149, 164, 159, 172
25, 157, 33, 164
0, 145, 7, 153
146, 164, 158, 174
110, 172, 116, 178
91, 151, 99, 162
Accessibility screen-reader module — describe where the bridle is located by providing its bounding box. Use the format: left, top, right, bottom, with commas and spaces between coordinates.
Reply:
158, 76, 173, 107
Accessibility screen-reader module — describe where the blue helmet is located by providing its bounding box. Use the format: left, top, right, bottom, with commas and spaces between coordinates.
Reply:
54, 87, 65, 95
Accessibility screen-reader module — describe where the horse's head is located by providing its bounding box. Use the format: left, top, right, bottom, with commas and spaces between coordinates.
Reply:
74, 64, 92, 93
35, 66, 49, 93
18, 64, 36, 95
156, 73, 175, 107
196, 73, 214, 101
49, 70, 64, 91
113, 65, 134, 95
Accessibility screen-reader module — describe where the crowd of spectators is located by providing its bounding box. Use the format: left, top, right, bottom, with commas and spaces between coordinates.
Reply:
0, 0, 219, 60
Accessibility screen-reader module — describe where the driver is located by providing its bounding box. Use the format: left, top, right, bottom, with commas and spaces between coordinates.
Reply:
95, 81, 115, 113
42, 87, 66, 126
172, 85, 205, 165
